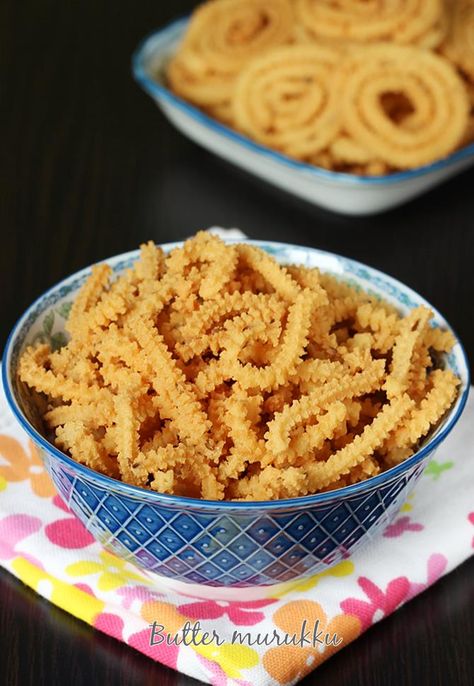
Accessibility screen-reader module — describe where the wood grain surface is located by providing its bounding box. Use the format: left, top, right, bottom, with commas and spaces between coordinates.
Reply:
1, 2, 473, 684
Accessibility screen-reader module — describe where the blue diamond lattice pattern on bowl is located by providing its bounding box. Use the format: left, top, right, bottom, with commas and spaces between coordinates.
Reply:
44, 449, 429, 587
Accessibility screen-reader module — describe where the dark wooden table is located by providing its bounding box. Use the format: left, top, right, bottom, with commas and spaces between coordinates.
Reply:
1, 2, 473, 684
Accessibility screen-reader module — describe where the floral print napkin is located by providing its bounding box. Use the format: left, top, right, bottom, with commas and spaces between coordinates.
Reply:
0, 377, 473, 685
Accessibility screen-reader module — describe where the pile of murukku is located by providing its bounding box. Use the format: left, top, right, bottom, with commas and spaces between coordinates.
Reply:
166, 0, 474, 174
18, 233, 461, 500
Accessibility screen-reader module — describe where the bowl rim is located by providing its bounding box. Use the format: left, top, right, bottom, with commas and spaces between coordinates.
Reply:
2, 239, 471, 510
131, 16, 474, 188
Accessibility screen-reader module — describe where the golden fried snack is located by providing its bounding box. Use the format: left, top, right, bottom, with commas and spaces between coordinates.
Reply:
264, 361, 386, 456
336, 44, 469, 168
294, 0, 445, 46
164, 0, 474, 175
18, 233, 461, 500
384, 306, 432, 399
454, 75, 474, 151
329, 135, 374, 166
67, 264, 112, 337
174, 291, 285, 361
382, 369, 460, 465
167, 0, 294, 110
232, 44, 342, 157
166, 230, 237, 300
441, 0, 474, 81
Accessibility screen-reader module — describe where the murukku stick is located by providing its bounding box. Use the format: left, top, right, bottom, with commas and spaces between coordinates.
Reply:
302, 394, 413, 492
113, 392, 146, 485
134, 241, 165, 284
18, 344, 114, 414
384, 368, 460, 454
44, 404, 103, 429
218, 391, 265, 480
176, 292, 285, 361
232, 288, 317, 390
284, 400, 348, 463
66, 268, 141, 342
356, 302, 399, 352
55, 420, 119, 477
286, 265, 326, 295
126, 315, 211, 444
143, 443, 224, 499
129, 444, 201, 497
423, 326, 456, 352
229, 465, 308, 501
166, 231, 237, 299
236, 244, 301, 300
265, 359, 386, 455
67, 264, 112, 336
384, 306, 432, 399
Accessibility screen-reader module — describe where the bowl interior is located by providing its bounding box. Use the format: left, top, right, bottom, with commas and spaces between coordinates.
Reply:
3, 239, 470, 506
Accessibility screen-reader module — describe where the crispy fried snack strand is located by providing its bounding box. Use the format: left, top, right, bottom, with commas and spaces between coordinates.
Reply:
113, 393, 145, 485
304, 395, 413, 490
384, 306, 432, 399
175, 291, 284, 361
237, 244, 301, 300
166, 230, 237, 299
17, 233, 461, 500
287, 400, 349, 462
384, 369, 460, 461
265, 360, 385, 455
218, 391, 265, 480
67, 264, 112, 336
232, 288, 318, 389
126, 315, 211, 444
18, 344, 114, 415
55, 420, 119, 477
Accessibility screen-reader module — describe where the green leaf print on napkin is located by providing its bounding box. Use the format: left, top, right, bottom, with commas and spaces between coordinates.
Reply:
425, 460, 454, 481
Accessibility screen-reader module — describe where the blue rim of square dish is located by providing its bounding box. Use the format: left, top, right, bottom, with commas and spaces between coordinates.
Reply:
2, 240, 471, 510
131, 17, 474, 188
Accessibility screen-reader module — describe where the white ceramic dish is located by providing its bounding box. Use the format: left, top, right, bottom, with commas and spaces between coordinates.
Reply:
132, 18, 474, 216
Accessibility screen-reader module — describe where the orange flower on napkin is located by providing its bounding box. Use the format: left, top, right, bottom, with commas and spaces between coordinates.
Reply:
263, 600, 361, 684
0, 436, 55, 498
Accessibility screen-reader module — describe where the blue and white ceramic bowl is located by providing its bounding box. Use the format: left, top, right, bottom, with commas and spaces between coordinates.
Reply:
2, 240, 470, 600
132, 18, 474, 217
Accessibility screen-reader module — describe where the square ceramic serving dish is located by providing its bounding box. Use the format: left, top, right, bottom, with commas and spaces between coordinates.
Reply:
132, 18, 474, 217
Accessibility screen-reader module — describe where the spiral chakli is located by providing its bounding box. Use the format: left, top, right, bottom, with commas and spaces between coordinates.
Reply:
441, 0, 474, 81
232, 44, 342, 158
294, 0, 445, 46
337, 45, 469, 169
167, 0, 294, 108
460, 79, 474, 148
